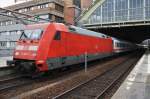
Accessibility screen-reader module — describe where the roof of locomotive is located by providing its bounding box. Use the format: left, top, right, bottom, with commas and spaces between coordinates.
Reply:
69, 25, 109, 38
25, 23, 110, 39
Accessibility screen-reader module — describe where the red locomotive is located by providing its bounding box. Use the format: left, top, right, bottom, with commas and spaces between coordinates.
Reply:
8, 23, 135, 74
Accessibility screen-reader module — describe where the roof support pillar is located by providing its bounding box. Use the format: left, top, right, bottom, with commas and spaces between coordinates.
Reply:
143, 0, 146, 20
127, 0, 130, 20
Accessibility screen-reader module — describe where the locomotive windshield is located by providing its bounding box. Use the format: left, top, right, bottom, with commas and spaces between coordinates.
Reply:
21, 29, 43, 40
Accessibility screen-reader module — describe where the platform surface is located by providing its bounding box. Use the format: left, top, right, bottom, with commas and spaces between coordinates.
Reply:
112, 50, 150, 99
0, 56, 13, 67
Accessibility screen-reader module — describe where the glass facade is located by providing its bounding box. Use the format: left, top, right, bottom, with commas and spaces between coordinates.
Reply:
146, 0, 150, 19
73, 0, 81, 8
87, 0, 150, 24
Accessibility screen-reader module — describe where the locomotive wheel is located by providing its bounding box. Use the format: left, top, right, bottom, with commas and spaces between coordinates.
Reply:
15, 62, 36, 75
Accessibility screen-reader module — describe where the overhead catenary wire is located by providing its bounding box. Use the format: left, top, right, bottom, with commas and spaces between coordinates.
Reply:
0, 13, 39, 23
0, 7, 52, 25
0, 7, 51, 22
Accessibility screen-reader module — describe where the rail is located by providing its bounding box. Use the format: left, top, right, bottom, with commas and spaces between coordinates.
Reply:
52, 54, 138, 99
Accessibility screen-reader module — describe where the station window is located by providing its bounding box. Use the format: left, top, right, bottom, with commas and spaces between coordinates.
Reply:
73, 0, 81, 8
0, 31, 9, 35
10, 31, 17, 35
6, 12, 11, 15
18, 9, 22, 13
6, 32, 9, 35
38, 3, 49, 9
10, 41, 16, 48
55, 4, 64, 13
46, 4, 49, 8
54, 31, 61, 40
0, 42, 7, 47
31, 6, 35, 10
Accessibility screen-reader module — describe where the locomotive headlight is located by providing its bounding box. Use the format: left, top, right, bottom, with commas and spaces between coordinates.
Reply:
15, 52, 19, 56
29, 46, 38, 51
37, 60, 44, 64
16, 45, 24, 50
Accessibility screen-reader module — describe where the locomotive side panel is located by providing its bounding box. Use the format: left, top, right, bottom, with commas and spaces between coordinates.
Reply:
65, 32, 113, 55
46, 31, 113, 70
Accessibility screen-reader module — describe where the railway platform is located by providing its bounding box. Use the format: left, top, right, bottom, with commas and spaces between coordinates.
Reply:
0, 56, 13, 68
112, 50, 150, 99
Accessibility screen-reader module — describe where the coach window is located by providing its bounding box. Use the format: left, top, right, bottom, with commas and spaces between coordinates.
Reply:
116, 43, 119, 47
54, 31, 61, 40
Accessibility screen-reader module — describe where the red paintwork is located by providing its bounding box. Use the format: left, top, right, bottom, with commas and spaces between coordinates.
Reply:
36, 23, 68, 71
14, 23, 113, 72
14, 40, 38, 60
48, 32, 113, 57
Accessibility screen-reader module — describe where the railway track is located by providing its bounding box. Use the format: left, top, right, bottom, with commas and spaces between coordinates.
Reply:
53, 53, 140, 99
0, 51, 143, 99
0, 75, 33, 92
0, 66, 16, 77
0, 74, 22, 83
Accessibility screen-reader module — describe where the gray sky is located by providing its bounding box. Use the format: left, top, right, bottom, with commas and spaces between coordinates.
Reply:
0, 0, 14, 7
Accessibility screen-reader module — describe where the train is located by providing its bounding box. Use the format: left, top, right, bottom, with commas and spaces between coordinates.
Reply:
142, 39, 150, 49
7, 23, 137, 74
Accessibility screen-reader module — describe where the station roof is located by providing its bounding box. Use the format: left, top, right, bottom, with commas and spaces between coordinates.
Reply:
90, 25, 150, 44
78, 0, 150, 44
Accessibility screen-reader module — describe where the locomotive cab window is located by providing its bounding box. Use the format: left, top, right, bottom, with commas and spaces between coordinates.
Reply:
20, 29, 43, 40
54, 31, 61, 40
